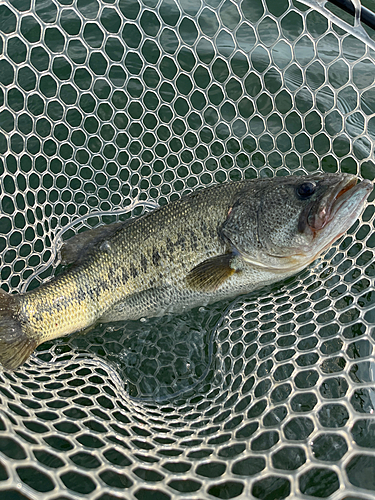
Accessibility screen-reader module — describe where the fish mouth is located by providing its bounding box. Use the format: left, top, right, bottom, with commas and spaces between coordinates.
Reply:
307, 176, 372, 233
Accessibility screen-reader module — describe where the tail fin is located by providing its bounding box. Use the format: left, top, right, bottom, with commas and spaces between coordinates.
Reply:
0, 290, 37, 370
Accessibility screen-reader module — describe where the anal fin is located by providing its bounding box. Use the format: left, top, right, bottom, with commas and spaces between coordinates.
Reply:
185, 253, 235, 292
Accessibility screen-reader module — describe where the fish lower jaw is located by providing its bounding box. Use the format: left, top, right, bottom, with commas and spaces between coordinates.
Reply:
242, 253, 312, 274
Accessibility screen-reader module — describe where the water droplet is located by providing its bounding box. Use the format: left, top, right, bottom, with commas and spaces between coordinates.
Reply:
100, 240, 111, 252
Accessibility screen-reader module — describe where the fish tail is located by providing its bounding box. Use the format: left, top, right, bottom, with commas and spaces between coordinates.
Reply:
0, 290, 37, 370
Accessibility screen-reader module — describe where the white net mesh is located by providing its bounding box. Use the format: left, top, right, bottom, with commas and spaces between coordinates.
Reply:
0, 0, 375, 498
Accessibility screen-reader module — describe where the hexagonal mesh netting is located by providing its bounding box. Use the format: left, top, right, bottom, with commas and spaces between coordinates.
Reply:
0, 0, 375, 499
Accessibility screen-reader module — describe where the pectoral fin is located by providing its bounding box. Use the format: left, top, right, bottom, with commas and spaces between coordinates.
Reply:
185, 253, 235, 292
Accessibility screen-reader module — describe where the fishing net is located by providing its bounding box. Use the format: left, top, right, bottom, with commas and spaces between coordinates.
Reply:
0, 0, 375, 498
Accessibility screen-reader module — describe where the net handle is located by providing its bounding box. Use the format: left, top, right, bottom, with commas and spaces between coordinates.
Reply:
328, 0, 375, 30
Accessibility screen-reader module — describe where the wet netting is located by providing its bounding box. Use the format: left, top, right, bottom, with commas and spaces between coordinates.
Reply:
0, 0, 375, 498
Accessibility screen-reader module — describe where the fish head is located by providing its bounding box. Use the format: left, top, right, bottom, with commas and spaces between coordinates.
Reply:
221, 173, 373, 272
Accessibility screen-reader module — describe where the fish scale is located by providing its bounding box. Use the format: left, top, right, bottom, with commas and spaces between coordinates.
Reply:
0, 174, 371, 370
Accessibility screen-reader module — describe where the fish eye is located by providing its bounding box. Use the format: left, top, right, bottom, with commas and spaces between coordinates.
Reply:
297, 181, 316, 199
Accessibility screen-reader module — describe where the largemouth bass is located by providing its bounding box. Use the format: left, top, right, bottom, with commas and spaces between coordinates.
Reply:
0, 173, 372, 370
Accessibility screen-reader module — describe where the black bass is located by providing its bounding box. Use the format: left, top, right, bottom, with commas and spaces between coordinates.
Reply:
0, 173, 372, 370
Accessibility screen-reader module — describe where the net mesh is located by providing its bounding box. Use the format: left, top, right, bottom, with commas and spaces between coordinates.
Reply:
0, 0, 375, 498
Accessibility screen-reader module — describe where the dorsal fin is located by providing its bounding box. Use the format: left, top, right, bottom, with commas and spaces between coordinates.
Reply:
60, 222, 124, 266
